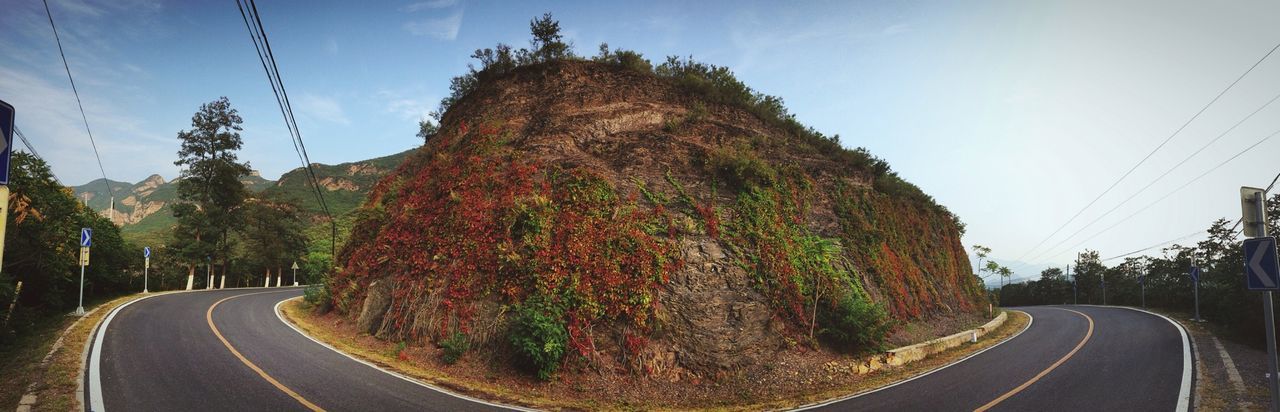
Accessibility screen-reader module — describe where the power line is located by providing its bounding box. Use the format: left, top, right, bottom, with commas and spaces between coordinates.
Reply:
1016, 39, 1280, 262
1046, 125, 1280, 261
41, 0, 113, 208
13, 126, 65, 187
1102, 230, 1205, 262
234, 0, 338, 260
1029, 89, 1280, 262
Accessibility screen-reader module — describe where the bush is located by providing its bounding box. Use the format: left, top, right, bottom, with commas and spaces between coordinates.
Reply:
508, 297, 568, 380
303, 283, 331, 313
818, 294, 891, 354
440, 332, 470, 364
706, 145, 777, 190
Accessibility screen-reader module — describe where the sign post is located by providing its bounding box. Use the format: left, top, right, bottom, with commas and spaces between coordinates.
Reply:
76, 228, 91, 316
291, 261, 299, 286
143, 247, 151, 293
1242, 186, 1280, 412
0, 100, 16, 277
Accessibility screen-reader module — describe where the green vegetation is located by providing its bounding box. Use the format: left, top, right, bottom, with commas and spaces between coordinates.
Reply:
509, 297, 568, 380
1, 153, 135, 344
440, 331, 470, 364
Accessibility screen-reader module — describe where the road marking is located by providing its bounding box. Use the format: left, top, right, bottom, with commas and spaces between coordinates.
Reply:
207, 292, 325, 412
974, 308, 1093, 412
1211, 336, 1248, 400
273, 297, 537, 412
790, 311, 1035, 411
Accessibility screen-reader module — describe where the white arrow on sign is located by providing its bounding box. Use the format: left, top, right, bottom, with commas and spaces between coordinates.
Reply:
1251, 241, 1277, 289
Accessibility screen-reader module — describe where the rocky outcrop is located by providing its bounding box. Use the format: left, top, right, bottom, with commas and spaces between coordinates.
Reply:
660, 238, 786, 372
356, 280, 394, 335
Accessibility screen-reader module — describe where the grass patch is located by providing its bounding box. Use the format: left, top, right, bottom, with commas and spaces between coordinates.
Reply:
20, 293, 144, 412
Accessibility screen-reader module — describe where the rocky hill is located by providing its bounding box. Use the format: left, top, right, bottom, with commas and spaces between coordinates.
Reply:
331, 59, 987, 384
71, 149, 415, 244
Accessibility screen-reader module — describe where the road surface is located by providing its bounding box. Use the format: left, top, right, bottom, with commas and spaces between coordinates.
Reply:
85, 289, 1190, 411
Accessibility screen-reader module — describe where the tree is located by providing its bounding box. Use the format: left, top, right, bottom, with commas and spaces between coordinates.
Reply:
971, 244, 991, 282
528, 13, 572, 62
2, 153, 134, 329
417, 119, 438, 144
238, 198, 308, 286
172, 97, 251, 288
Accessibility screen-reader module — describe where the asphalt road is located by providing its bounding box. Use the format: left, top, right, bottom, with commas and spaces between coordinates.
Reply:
89, 287, 514, 411
809, 305, 1190, 411
86, 289, 1189, 412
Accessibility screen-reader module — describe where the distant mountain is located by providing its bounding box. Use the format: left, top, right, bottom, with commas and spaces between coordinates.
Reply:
71, 148, 416, 244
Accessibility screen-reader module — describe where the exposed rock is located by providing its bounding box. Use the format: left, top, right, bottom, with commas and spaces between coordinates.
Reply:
356, 280, 394, 335
319, 177, 359, 191
660, 237, 785, 373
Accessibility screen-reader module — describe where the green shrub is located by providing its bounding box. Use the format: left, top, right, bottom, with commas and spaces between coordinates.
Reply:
508, 297, 568, 380
818, 294, 891, 354
440, 332, 470, 364
706, 145, 777, 190
303, 283, 331, 313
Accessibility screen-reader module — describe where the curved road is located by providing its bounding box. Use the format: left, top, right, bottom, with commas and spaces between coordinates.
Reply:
85, 289, 1190, 411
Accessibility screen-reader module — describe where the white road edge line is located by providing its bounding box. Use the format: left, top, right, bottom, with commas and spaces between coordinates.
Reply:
83, 286, 306, 412
789, 310, 1035, 411
1094, 306, 1193, 412
273, 297, 538, 412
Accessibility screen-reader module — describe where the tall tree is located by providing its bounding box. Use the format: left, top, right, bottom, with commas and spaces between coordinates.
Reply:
172, 97, 251, 288
238, 198, 308, 286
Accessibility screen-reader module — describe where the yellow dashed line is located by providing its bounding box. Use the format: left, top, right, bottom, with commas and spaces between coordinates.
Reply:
974, 308, 1094, 412
207, 291, 325, 412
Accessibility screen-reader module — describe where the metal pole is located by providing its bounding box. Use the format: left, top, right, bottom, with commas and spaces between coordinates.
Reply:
292, 266, 297, 286
143, 263, 149, 293
76, 262, 85, 316
1102, 269, 1107, 306
1254, 191, 1280, 412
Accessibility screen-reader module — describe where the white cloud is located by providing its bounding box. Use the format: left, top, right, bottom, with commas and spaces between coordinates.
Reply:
378, 90, 436, 121
298, 94, 351, 125
402, 0, 456, 12
882, 24, 910, 36
403, 10, 463, 40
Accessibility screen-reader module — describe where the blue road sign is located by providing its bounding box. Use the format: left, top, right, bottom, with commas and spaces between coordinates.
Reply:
0, 100, 14, 185
1189, 266, 1200, 283
1244, 236, 1279, 291
144, 246, 151, 258
80, 228, 92, 247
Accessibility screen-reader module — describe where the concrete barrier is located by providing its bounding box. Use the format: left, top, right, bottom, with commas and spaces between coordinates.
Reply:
861, 311, 1008, 373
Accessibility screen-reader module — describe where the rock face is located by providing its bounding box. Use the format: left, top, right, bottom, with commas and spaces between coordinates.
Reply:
661, 238, 785, 371
356, 280, 394, 335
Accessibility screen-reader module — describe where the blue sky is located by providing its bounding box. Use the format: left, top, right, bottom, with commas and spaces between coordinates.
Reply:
3, 0, 1280, 280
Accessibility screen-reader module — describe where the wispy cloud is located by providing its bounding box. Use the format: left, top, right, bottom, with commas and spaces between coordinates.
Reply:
403, 10, 463, 40
325, 38, 339, 55
378, 90, 436, 121
402, 0, 457, 12
298, 94, 351, 125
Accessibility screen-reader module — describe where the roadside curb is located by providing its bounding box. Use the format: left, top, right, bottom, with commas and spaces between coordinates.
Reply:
791, 310, 1033, 411
16, 303, 102, 412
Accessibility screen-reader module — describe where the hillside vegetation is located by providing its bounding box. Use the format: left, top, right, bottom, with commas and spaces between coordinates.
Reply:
327, 15, 986, 384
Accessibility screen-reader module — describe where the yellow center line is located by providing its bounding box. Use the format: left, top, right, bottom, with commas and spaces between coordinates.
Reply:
206, 291, 325, 412
974, 308, 1094, 412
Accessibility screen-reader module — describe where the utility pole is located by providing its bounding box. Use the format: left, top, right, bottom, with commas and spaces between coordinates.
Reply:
1102, 267, 1107, 306
1069, 264, 1077, 305
1140, 262, 1146, 309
